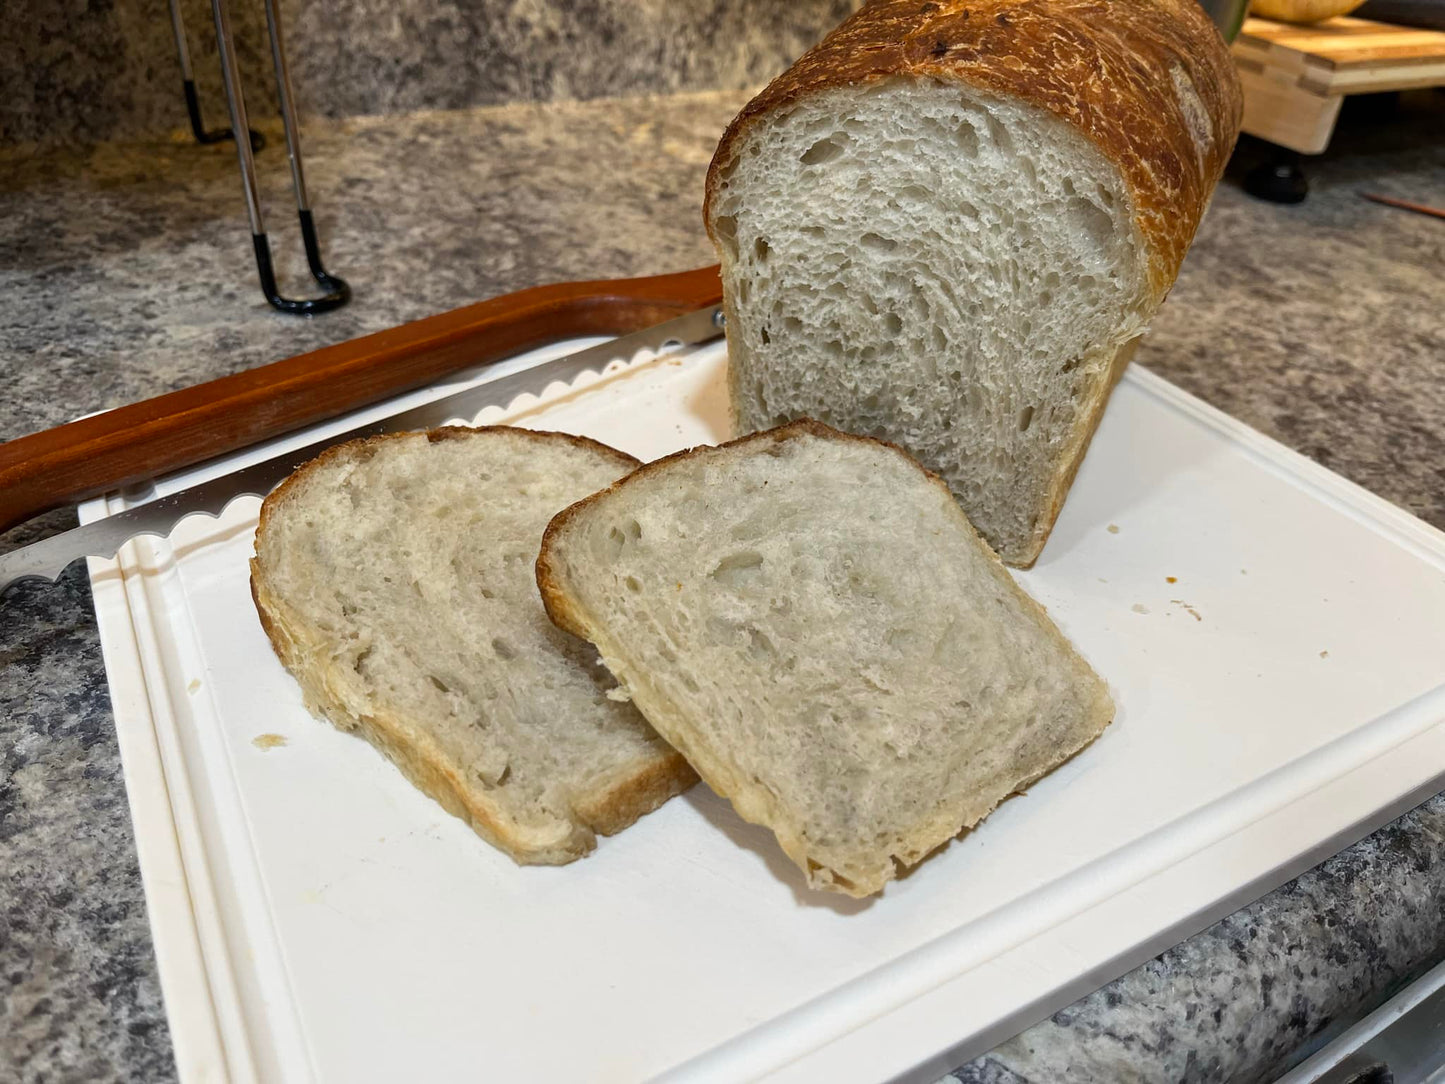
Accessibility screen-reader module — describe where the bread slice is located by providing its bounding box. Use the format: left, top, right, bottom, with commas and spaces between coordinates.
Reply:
537, 420, 1114, 896
704, 0, 1241, 566
250, 426, 697, 865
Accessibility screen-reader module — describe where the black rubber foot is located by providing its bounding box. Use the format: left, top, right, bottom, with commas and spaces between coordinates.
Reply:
1245, 158, 1309, 204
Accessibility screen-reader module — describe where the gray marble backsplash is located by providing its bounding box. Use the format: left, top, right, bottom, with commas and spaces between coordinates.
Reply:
1, 0, 863, 147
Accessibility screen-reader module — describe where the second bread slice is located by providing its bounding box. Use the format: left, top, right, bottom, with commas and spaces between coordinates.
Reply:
250, 426, 697, 865
537, 420, 1114, 896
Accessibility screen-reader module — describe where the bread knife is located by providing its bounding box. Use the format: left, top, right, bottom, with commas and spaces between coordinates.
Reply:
0, 305, 724, 596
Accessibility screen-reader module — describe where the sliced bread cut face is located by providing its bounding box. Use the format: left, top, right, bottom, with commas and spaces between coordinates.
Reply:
707, 78, 1151, 567
250, 426, 697, 866
537, 421, 1114, 896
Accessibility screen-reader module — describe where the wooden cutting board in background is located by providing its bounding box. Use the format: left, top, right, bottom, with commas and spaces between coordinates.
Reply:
1232, 15, 1445, 151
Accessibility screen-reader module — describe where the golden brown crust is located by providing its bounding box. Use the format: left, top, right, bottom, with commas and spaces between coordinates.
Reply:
251, 424, 688, 866
704, 0, 1243, 295
573, 748, 699, 837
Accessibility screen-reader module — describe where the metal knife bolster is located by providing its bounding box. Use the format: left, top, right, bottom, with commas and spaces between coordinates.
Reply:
0, 306, 724, 595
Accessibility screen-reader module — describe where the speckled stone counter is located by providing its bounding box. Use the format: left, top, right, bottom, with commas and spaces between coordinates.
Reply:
2, 88, 1443, 1083
3, 0, 861, 145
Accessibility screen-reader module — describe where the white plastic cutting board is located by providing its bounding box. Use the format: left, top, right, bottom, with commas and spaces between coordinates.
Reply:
84, 338, 1445, 1084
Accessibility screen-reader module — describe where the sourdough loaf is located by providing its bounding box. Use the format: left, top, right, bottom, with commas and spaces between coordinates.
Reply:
704, 0, 1243, 566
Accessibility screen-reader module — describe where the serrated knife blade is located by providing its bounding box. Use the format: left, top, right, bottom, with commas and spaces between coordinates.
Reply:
0, 305, 724, 596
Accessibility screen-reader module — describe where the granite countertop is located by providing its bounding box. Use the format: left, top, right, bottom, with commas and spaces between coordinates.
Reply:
2, 88, 1444, 1083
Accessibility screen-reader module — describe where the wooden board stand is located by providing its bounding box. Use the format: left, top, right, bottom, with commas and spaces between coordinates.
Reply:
1233, 15, 1445, 153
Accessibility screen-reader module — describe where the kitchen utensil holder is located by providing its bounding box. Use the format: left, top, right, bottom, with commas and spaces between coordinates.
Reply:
167, 0, 263, 152
169, 0, 350, 314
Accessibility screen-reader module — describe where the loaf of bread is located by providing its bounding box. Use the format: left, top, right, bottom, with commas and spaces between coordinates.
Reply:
704, 0, 1242, 566
537, 420, 1114, 896
250, 427, 697, 865
1249, 0, 1365, 23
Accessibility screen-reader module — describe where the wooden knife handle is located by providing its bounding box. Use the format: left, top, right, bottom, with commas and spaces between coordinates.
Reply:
0, 265, 723, 535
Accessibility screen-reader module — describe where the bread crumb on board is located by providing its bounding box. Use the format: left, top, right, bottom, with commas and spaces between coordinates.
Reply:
1131, 603, 1150, 614
187, 678, 202, 694
253, 733, 288, 751
1107, 524, 1120, 534
1170, 599, 1203, 622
